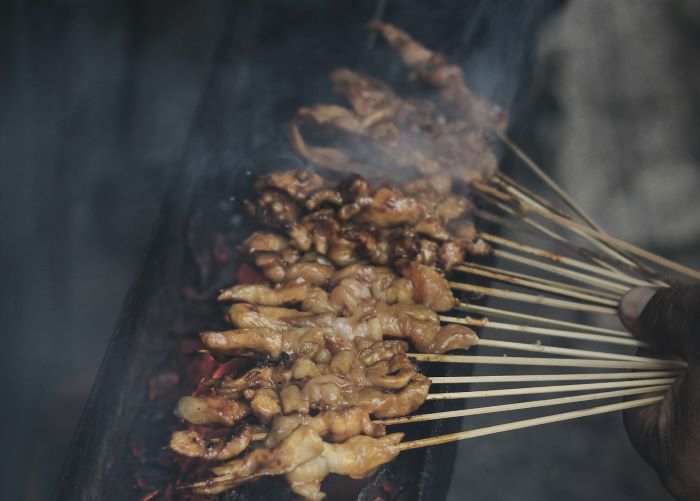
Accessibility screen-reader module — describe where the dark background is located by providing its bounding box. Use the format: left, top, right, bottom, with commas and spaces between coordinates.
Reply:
1, 1, 699, 499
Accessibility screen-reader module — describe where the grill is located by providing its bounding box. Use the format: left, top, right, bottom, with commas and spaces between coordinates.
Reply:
57, 2, 560, 499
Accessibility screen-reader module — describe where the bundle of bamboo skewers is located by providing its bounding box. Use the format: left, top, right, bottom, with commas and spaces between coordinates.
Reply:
168, 21, 695, 499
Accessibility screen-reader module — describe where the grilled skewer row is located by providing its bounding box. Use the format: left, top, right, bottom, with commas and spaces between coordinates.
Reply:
246, 170, 490, 273
171, 21, 509, 500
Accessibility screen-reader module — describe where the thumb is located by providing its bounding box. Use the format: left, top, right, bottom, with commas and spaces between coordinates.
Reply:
619, 285, 700, 360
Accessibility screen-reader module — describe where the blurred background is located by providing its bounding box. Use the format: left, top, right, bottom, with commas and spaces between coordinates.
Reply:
1, 0, 699, 499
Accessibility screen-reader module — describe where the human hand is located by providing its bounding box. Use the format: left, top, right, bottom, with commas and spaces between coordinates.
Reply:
619, 285, 700, 500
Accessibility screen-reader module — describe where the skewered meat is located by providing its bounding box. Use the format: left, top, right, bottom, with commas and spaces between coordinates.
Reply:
188, 366, 429, 423
209, 338, 411, 395
368, 21, 508, 133
254, 169, 327, 202
219, 281, 308, 306
264, 407, 385, 448
402, 261, 455, 312
243, 172, 488, 271
200, 326, 326, 359
225, 260, 456, 315
191, 426, 403, 500
241, 231, 290, 253
174, 396, 250, 427
169, 426, 252, 461
227, 300, 477, 354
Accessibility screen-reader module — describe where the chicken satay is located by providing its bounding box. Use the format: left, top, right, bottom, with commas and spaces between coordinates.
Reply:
368, 21, 508, 133
191, 426, 403, 500
174, 396, 250, 427
218, 281, 309, 306
401, 261, 455, 312
265, 407, 385, 449
253, 169, 327, 203
169, 426, 252, 461
296, 100, 445, 182
208, 338, 411, 396
200, 326, 326, 360
228, 300, 475, 355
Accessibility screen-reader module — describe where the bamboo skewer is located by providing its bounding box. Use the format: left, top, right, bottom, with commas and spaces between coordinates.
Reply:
394, 395, 663, 451
515, 200, 700, 282
474, 190, 625, 275
492, 249, 633, 293
429, 372, 679, 384
440, 315, 647, 348
493, 172, 573, 221
409, 353, 687, 370
379, 385, 669, 425
475, 208, 653, 281
491, 172, 659, 278
250, 386, 670, 440
494, 174, 671, 286
449, 282, 618, 315
481, 232, 648, 288
493, 130, 602, 231
475, 338, 671, 364
455, 303, 632, 338
424, 378, 673, 400
454, 264, 619, 306
456, 262, 621, 301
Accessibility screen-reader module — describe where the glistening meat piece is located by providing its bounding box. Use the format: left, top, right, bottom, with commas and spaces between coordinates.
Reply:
200, 326, 326, 359
218, 281, 308, 306
253, 169, 327, 202
174, 396, 250, 426
169, 426, 252, 461
264, 407, 386, 448
185, 370, 429, 424
228, 300, 477, 354
402, 261, 455, 312
209, 338, 411, 397
190, 425, 404, 500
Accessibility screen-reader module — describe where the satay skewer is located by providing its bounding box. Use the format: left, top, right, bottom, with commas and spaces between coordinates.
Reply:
492, 172, 670, 286
487, 171, 658, 278
429, 371, 679, 384
455, 262, 621, 301
473, 338, 674, 364
480, 232, 649, 289
449, 282, 618, 315
511, 200, 700, 282
247, 385, 671, 442
474, 188, 653, 279
476, 209, 658, 286
440, 315, 647, 348
394, 395, 663, 451
424, 378, 673, 400
454, 303, 631, 337
490, 249, 636, 293
454, 264, 619, 305
410, 354, 687, 370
